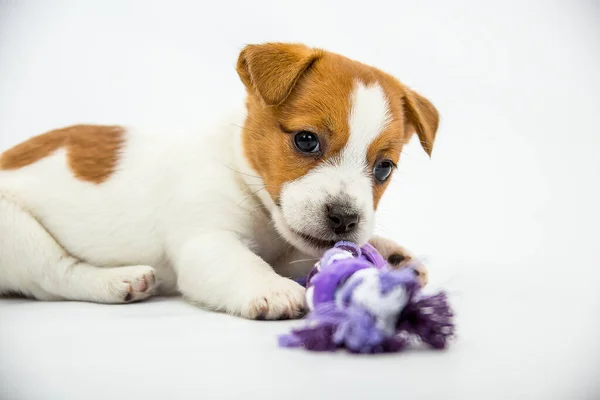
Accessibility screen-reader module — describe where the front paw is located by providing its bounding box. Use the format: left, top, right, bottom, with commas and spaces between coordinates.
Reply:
241, 277, 306, 320
369, 236, 429, 287
389, 255, 429, 287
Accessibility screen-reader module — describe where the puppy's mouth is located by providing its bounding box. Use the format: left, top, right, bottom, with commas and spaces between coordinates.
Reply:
290, 229, 336, 249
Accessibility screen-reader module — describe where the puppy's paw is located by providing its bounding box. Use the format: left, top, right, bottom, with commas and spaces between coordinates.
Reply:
369, 236, 428, 287
241, 277, 306, 320
108, 265, 158, 303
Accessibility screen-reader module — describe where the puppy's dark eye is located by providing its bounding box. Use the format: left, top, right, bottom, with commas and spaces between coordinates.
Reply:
373, 160, 394, 183
293, 131, 320, 154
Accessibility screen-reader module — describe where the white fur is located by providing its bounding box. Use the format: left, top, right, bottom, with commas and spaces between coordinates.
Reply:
346, 82, 392, 158
0, 117, 308, 317
272, 82, 392, 256
0, 82, 393, 319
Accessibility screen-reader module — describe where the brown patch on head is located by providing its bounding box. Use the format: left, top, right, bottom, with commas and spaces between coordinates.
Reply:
0, 125, 125, 184
236, 42, 439, 208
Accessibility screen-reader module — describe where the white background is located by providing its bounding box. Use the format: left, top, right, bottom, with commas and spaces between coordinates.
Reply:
0, 1, 599, 399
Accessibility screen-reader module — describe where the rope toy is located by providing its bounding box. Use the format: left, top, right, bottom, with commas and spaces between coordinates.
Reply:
278, 241, 455, 354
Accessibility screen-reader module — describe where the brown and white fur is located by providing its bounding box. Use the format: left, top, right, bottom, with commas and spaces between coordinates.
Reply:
0, 43, 438, 319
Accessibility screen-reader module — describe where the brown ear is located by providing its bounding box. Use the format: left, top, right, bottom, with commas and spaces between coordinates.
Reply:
403, 88, 439, 157
236, 43, 322, 106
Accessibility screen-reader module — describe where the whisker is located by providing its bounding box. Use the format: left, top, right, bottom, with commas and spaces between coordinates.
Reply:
234, 202, 268, 213
241, 114, 267, 127
289, 257, 320, 264
221, 163, 263, 180
268, 225, 287, 245
231, 123, 265, 137
238, 187, 267, 207
245, 183, 278, 187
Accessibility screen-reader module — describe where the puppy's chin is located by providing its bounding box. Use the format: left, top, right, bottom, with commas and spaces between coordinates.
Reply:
270, 208, 371, 258
269, 208, 326, 257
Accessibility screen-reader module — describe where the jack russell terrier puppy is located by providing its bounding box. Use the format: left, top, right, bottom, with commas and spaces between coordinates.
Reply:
0, 43, 438, 319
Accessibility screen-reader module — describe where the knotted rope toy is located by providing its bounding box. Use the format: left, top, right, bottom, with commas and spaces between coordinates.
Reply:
278, 241, 455, 354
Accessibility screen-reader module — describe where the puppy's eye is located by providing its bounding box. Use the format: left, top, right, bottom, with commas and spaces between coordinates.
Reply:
373, 160, 394, 183
293, 131, 320, 154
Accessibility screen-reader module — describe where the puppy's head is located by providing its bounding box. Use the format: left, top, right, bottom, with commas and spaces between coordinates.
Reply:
237, 43, 438, 256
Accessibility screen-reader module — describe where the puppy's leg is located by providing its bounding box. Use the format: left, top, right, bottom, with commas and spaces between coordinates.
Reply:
0, 195, 157, 303
369, 235, 428, 286
174, 232, 306, 319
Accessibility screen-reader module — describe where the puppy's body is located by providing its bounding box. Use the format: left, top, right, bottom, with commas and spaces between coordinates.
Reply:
0, 43, 438, 319
0, 122, 294, 302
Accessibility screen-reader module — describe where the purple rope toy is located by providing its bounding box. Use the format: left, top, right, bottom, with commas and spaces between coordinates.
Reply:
278, 241, 455, 354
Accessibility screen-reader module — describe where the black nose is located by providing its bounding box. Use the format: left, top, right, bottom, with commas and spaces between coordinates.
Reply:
327, 206, 359, 235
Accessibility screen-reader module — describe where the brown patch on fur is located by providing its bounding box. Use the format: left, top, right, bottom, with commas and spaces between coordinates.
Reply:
236, 42, 439, 208
0, 125, 125, 184
237, 43, 325, 107
403, 88, 439, 156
